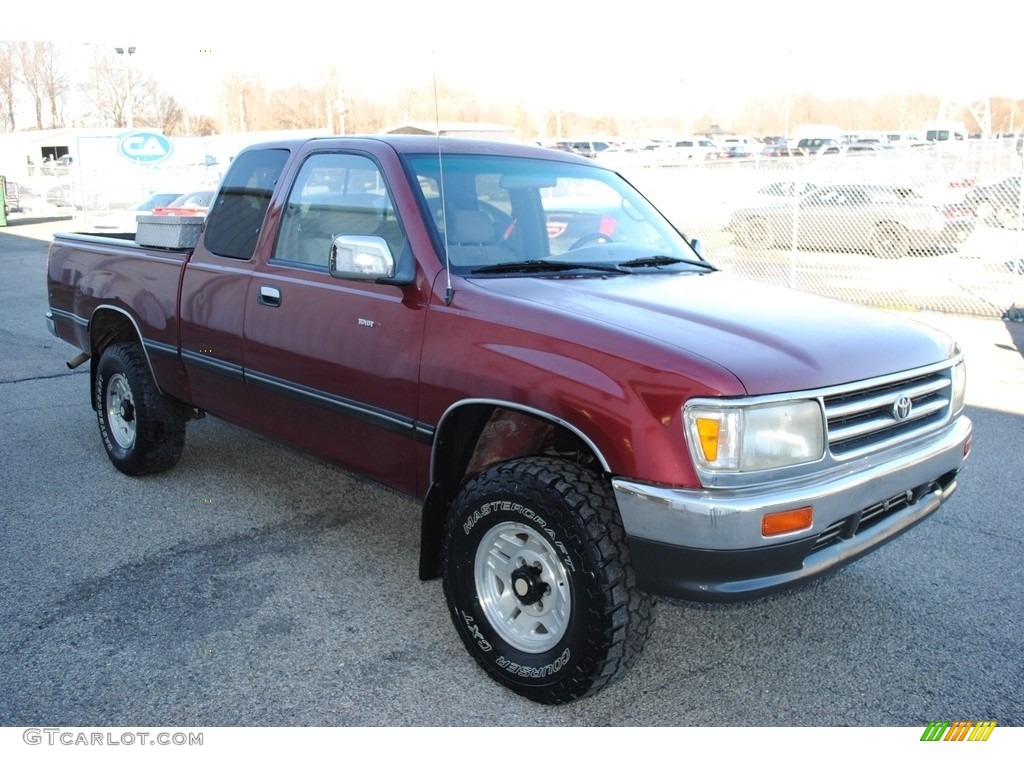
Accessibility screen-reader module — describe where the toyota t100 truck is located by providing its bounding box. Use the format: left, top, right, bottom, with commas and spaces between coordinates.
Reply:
46, 135, 972, 704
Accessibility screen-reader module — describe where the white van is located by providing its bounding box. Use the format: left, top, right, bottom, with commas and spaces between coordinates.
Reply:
924, 121, 967, 143
883, 131, 924, 147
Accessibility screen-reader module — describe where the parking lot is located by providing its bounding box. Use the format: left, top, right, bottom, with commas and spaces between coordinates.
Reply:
1, 216, 1022, 729
620, 153, 1024, 320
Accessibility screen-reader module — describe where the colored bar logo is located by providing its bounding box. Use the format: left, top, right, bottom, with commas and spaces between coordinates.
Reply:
921, 721, 997, 741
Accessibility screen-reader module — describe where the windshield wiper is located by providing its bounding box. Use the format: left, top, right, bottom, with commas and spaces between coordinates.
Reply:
471, 260, 628, 275
617, 255, 717, 271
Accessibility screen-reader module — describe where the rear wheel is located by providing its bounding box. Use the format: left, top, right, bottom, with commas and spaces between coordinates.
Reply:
95, 342, 186, 476
974, 199, 995, 224
870, 222, 910, 258
442, 457, 655, 704
993, 202, 1022, 230
739, 217, 773, 249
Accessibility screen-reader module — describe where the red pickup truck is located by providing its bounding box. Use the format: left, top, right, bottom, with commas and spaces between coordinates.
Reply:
46, 136, 972, 704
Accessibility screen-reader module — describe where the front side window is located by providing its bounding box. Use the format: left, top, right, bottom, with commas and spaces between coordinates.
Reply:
272, 152, 407, 269
406, 153, 698, 275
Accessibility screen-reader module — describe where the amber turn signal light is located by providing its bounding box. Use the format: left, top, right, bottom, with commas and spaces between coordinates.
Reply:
762, 506, 813, 537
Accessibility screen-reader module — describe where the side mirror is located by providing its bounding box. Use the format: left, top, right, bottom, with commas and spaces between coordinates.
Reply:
690, 238, 704, 258
329, 235, 395, 281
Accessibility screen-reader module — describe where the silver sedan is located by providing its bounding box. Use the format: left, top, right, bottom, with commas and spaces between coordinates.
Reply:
728, 183, 975, 258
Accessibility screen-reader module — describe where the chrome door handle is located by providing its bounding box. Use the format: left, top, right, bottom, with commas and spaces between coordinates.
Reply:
258, 285, 281, 307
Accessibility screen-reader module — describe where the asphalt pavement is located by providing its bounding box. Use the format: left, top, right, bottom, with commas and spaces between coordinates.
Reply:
1, 214, 1021, 729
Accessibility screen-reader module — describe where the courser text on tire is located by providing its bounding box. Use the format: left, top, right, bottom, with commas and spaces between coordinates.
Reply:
442, 457, 655, 704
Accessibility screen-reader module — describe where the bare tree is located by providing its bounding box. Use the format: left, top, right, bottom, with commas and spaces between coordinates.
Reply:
187, 113, 219, 136
16, 41, 68, 129
991, 97, 1024, 134
0, 42, 16, 131
144, 93, 186, 135
78, 52, 125, 128
16, 42, 44, 128
266, 84, 322, 130
78, 50, 166, 129
217, 75, 338, 132
344, 95, 389, 135
41, 44, 68, 127
3, 42, 996, 146
219, 74, 266, 132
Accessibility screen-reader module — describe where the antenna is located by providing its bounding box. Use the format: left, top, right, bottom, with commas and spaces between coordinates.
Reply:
433, 61, 454, 306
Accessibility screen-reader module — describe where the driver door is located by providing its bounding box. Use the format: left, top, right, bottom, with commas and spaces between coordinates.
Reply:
242, 151, 428, 494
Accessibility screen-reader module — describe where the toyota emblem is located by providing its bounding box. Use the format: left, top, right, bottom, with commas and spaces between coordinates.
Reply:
892, 394, 913, 422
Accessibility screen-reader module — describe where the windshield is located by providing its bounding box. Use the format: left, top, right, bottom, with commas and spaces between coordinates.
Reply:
406, 153, 700, 275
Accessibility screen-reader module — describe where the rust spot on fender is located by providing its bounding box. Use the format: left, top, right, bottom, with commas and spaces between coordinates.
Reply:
466, 409, 553, 478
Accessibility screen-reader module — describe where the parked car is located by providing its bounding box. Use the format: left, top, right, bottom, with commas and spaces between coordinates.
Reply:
721, 144, 755, 159
45, 184, 74, 207
656, 137, 725, 164
883, 131, 924, 147
552, 140, 613, 159
720, 136, 763, 157
964, 175, 1022, 229
839, 141, 898, 155
44, 135, 973, 704
752, 181, 818, 199
88, 192, 185, 232
164, 189, 216, 212
594, 143, 650, 168
796, 137, 840, 156
760, 142, 797, 158
729, 183, 975, 258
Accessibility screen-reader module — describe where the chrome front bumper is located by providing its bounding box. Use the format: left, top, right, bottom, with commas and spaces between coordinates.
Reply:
612, 415, 972, 600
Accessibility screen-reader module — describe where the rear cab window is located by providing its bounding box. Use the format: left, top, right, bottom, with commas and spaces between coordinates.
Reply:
204, 148, 290, 260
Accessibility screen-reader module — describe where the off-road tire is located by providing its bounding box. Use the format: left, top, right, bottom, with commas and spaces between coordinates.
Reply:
95, 342, 186, 476
442, 457, 656, 704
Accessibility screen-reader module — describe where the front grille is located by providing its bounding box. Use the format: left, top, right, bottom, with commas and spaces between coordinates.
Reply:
823, 368, 952, 459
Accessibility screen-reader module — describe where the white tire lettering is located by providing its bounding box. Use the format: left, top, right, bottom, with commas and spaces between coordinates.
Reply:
496, 648, 571, 678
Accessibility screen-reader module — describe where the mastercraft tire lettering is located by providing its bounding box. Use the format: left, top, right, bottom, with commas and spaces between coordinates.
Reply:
442, 457, 655, 704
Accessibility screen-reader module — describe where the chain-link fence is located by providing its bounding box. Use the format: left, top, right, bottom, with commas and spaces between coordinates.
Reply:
615, 139, 1024, 320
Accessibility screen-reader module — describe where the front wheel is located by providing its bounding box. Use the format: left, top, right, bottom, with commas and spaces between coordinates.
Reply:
738, 217, 774, 250
442, 457, 655, 704
993, 202, 1023, 230
870, 222, 910, 259
95, 342, 186, 476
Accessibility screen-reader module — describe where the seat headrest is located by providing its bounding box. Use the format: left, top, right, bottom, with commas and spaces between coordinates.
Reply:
448, 210, 494, 243
318, 204, 381, 236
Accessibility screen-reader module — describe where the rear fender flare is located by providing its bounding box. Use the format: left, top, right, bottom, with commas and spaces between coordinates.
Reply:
88, 304, 160, 409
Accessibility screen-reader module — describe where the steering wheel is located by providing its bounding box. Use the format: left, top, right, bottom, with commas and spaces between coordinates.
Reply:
568, 232, 613, 250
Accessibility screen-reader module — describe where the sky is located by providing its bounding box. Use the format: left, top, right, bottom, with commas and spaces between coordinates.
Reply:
6, 1, 1023, 122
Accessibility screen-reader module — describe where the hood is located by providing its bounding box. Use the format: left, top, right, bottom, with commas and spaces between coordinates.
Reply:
469, 271, 957, 396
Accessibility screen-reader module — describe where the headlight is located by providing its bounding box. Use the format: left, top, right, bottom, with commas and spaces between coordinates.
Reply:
951, 359, 967, 414
684, 400, 825, 472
